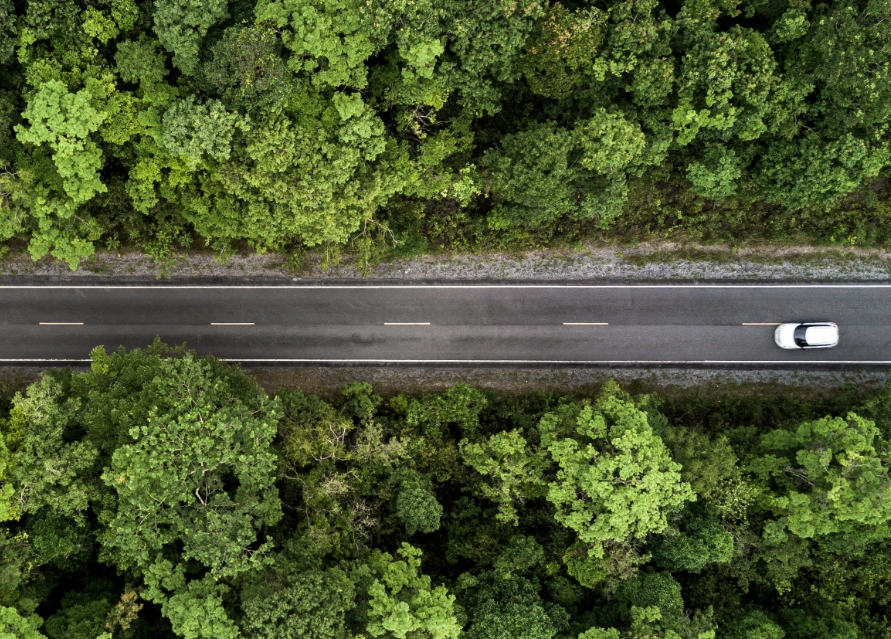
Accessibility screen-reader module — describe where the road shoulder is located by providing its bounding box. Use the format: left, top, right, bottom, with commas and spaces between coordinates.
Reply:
2, 243, 891, 283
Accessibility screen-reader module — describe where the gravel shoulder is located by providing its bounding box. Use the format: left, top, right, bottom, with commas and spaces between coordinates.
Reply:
3, 242, 891, 281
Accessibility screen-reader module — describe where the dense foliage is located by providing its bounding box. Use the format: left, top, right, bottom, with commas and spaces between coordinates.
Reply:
2, 344, 891, 637
2, 0, 891, 267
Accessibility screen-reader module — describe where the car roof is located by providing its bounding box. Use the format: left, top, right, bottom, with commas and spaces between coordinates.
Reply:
804, 325, 838, 345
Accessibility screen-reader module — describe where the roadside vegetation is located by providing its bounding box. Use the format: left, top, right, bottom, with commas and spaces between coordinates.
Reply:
2, 343, 891, 638
2, 0, 891, 267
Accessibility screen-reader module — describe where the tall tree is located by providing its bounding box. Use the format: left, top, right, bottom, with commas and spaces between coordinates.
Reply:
539, 383, 694, 559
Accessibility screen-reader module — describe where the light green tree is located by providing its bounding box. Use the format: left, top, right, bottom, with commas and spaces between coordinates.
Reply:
747, 412, 891, 545
460, 429, 544, 525
539, 384, 694, 558
255, 0, 391, 89
3, 375, 97, 525
159, 575, 239, 639
595, 0, 675, 109
0, 606, 47, 639
352, 543, 461, 639
14, 79, 108, 266
0, 434, 14, 524
15, 83, 106, 205
686, 145, 743, 200
162, 95, 249, 167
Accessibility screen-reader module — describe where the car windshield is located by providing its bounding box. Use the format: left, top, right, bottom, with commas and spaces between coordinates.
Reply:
793, 325, 809, 347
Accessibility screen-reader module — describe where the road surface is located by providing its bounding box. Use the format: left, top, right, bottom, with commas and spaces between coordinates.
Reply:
1, 283, 890, 366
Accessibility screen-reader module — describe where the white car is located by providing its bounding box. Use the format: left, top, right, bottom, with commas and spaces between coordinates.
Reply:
774, 322, 839, 349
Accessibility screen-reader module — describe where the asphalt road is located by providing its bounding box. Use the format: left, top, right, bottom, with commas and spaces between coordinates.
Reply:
1, 283, 890, 365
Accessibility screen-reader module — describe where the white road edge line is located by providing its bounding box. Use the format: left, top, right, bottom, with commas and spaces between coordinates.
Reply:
3, 284, 891, 289
563, 322, 609, 325
384, 322, 431, 326
39, 322, 84, 325
742, 322, 783, 326
220, 359, 891, 364
210, 322, 255, 326
0, 359, 94, 362
0, 359, 889, 364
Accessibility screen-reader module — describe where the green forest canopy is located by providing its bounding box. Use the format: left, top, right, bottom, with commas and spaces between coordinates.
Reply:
1, 0, 891, 266
2, 343, 891, 638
